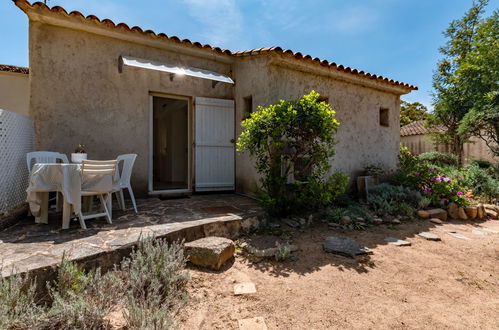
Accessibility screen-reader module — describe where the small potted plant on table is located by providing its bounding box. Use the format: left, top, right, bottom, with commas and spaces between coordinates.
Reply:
71, 144, 87, 163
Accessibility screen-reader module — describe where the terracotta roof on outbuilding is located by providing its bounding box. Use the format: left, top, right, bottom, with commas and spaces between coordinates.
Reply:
13, 0, 418, 91
0, 64, 29, 74
400, 120, 445, 137
234, 47, 418, 91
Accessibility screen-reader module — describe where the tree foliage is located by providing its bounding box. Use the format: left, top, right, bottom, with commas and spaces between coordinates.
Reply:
237, 91, 348, 215
457, 10, 499, 156
400, 101, 429, 127
429, 0, 498, 163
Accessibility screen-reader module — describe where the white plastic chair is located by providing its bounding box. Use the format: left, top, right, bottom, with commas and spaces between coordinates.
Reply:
77, 159, 117, 229
113, 154, 138, 213
26, 151, 70, 213
26, 151, 69, 171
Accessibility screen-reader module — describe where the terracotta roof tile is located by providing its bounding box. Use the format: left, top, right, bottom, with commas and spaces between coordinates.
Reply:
234, 48, 417, 90
13, 0, 418, 91
400, 120, 445, 136
0, 64, 29, 74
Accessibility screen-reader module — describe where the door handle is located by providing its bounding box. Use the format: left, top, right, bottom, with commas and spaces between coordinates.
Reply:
230, 139, 235, 143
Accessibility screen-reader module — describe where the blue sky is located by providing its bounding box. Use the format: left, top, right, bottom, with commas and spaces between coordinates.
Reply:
1, 0, 497, 109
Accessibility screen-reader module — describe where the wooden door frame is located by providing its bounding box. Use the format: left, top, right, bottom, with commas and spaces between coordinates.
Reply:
148, 93, 193, 195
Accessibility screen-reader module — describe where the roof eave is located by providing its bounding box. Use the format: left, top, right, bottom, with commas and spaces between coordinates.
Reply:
14, 0, 234, 64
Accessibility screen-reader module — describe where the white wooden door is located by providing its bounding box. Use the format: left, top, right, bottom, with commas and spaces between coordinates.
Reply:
195, 97, 235, 191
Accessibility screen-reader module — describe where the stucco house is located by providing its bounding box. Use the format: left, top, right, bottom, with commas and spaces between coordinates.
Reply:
401, 120, 497, 163
13, 0, 417, 197
0, 64, 29, 117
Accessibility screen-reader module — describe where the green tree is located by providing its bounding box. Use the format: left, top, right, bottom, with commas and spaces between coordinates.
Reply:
237, 91, 348, 215
400, 101, 429, 127
428, 0, 489, 166
457, 10, 499, 156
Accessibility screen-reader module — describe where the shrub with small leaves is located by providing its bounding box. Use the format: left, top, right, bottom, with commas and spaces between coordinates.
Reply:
274, 242, 292, 261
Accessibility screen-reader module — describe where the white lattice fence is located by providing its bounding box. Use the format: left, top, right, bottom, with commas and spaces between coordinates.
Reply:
0, 109, 34, 215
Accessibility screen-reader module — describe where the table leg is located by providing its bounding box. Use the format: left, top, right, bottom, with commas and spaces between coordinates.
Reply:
35, 192, 49, 224
62, 198, 72, 229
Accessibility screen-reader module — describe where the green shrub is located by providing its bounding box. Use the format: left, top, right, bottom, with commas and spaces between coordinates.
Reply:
418, 152, 459, 167
237, 91, 344, 215
367, 183, 421, 215
464, 163, 499, 202
121, 238, 189, 329
0, 271, 41, 329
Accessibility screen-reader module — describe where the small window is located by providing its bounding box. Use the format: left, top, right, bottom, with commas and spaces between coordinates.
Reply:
242, 95, 253, 120
379, 108, 389, 127
318, 95, 329, 104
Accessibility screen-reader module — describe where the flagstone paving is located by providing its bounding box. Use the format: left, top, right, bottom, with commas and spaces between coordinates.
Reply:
0, 194, 264, 277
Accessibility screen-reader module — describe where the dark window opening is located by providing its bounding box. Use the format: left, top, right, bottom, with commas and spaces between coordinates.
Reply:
318, 95, 329, 104
243, 95, 253, 120
379, 108, 389, 127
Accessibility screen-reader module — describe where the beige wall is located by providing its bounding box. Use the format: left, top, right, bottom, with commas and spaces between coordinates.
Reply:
401, 134, 498, 164
29, 21, 233, 194
0, 71, 29, 117
233, 55, 403, 193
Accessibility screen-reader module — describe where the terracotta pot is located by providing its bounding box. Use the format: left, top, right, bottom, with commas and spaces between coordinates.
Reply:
464, 206, 478, 219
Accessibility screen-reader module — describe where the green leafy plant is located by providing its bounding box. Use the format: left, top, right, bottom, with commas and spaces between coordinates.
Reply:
367, 183, 421, 216
237, 91, 346, 215
274, 242, 292, 261
418, 152, 459, 167
74, 144, 86, 153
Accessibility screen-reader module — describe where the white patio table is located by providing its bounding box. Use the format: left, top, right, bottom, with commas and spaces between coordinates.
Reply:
26, 163, 113, 229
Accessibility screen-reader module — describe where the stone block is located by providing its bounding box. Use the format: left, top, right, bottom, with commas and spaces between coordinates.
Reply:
485, 209, 498, 219
417, 210, 430, 219
234, 282, 257, 295
464, 206, 477, 219
185, 236, 235, 270
447, 202, 459, 219
418, 232, 441, 241
430, 218, 443, 224
458, 207, 468, 220
427, 208, 447, 221
238, 317, 268, 330
385, 237, 411, 246
323, 237, 371, 258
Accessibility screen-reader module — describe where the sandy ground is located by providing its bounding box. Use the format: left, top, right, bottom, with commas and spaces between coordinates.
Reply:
178, 218, 499, 330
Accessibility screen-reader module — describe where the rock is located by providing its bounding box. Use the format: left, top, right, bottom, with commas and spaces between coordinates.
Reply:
185, 236, 235, 271
356, 217, 365, 222
234, 282, 257, 295
471, 229, 485, 236
298, 218, 306, 226
268, 222, 281, 229
483, 228, 499, 233
417, 210, 430, 219
245, 244, 298, 258
328, 222, 341, 228
458, 207, 468, 220
484, 204, 499, 212
282, 218, 300, 228
485, 209, 498, 219
447, 232, 471, 240
372, 218, 383, 225
418, 232, 441, 241
238, 317, 268, 330
427, 208, 448, 221
477, 204, 485, 219
399, 216, 410, 221
430, 218, 443, 224
447, 202, 460, 219
391, 219, 401, 224
323, 237, 371, 258
385, 237, 411, 246
340, 216, 352, 225
464, 206, 477, 219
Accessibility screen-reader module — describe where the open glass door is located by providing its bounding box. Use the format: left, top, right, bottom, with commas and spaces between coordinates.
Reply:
150, 95, 190, 193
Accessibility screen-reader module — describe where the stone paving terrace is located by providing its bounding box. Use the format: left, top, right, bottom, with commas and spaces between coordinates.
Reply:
0, 194, 264, 278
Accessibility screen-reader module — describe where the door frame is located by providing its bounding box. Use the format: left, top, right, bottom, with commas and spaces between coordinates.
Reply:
148, 92, 193, 195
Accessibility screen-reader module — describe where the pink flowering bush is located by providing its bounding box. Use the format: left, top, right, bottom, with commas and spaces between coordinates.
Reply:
391, 147, 472, 207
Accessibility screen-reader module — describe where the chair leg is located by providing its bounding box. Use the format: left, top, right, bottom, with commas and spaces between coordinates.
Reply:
99, 194, 112, 224
119, 190, 126, 211
127, 186, 138, 213
77, 212, 87, 230
62, 198, 72, 229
